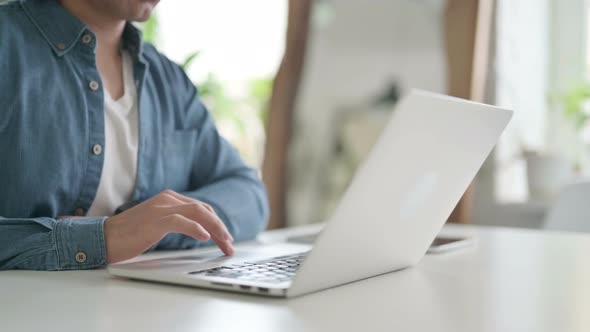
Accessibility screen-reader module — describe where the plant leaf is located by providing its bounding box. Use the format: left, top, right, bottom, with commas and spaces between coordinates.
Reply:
182, 51, 201, 70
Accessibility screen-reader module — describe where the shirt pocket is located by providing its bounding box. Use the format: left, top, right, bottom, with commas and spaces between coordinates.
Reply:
162, 129, 199, 191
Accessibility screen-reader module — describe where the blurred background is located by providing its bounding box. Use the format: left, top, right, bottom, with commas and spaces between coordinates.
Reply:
143, 0, 590, 232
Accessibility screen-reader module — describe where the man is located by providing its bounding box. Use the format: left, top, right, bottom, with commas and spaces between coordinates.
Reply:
0, 0, 269, 270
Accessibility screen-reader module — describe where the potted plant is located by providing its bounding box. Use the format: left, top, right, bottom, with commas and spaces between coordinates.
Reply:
523, 148, 573, 202
519, 84, 590, 202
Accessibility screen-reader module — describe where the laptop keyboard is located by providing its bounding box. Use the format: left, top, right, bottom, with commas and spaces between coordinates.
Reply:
188, 252, 308, 284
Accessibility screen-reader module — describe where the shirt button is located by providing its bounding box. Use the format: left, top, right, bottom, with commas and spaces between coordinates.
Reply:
81, 34, 93, 44
56, 42, 66, 50
75, 252, 87, 263
89, 80, 100, 91
74, 208, 85, 216
92, 144, 103, 155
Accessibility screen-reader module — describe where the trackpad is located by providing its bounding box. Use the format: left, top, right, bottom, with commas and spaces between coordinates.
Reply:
160, 251, 250, 262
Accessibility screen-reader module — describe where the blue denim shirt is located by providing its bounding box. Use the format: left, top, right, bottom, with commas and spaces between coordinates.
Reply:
0, 0, 269, 270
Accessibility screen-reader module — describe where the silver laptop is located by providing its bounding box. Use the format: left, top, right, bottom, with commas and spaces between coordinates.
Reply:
108, 90, 512, 298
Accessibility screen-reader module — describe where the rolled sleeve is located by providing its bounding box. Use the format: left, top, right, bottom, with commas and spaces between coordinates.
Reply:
54, 217, 108, 269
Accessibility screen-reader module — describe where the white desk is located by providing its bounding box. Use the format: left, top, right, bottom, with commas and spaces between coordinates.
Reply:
2, 224, 590, 332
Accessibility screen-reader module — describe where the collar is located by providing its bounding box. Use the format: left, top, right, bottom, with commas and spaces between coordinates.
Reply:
121, 22, 145, 59
21, 0, 144, 58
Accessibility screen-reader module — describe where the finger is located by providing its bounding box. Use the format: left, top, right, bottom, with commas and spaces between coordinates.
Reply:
161, 190, 233, 242
159, 214, 211, 242
165, 207, 234, 256
170, 203, 233, 243
162, 190, 218, 216
197, 204, 233, 242
211, 237, 234, 256
202, 203, 216, 215
160, 213, 233, 256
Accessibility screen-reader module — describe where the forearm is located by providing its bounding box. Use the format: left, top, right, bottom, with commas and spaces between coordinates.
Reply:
0, 216, 107, 270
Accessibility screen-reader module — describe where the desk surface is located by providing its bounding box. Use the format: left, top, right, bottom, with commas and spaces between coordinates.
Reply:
2, 224, 590, 332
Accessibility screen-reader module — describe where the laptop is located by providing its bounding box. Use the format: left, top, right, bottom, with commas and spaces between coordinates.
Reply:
108, 90, 512, 298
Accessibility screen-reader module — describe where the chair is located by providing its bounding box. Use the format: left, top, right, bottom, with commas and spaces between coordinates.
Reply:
543, 181, 590, 232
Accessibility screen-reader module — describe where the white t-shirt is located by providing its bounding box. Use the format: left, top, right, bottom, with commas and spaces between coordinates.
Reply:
87, 51, 138, 217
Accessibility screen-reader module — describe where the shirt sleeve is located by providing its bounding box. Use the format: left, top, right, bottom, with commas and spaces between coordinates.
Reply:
0, 216, 107, 270
152, 62, 269, 251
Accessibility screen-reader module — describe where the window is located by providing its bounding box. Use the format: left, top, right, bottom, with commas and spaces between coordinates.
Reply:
493, 0, 588, 203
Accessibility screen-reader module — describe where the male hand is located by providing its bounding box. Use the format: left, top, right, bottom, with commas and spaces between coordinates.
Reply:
104, 190, 234, 264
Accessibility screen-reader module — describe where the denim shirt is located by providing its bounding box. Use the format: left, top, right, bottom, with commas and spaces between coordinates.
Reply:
0, 0, 269, 270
